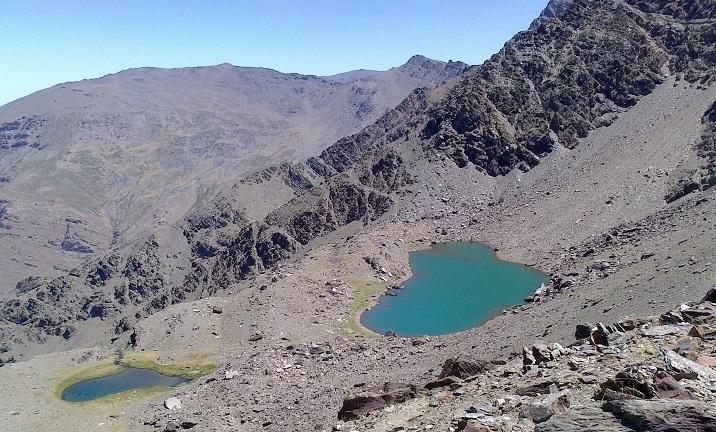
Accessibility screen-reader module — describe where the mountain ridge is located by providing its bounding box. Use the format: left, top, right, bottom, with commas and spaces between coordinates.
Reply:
2, 1, 716, 431
0, 54, 467, 297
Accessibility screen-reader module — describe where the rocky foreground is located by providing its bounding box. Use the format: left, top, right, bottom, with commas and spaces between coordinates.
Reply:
145, 289, 716, 432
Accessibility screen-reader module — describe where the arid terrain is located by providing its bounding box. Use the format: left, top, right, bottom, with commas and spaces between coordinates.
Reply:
1, 0, 716, 431
0, 55, 466, 294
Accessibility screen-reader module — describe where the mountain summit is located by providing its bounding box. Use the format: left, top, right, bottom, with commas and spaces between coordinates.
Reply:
0, 56, 465, 294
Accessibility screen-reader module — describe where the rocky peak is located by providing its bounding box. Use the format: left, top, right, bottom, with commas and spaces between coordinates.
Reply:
396, 54, 469, 84
421, 0, 716, 176
530, 0, 575, 28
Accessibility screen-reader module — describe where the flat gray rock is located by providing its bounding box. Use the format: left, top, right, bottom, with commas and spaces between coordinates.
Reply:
603, 399, 716, 432
534, 405, 631, 432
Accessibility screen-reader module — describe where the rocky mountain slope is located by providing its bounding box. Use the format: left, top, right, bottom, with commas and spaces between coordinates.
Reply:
1, 0, 716, 431
0, 55, 466, 295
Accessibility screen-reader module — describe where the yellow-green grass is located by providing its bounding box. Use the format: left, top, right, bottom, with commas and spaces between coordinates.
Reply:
53, 359, 124, 401
403, 238, 429, 252
344, 278, 390, 337
120, 350, 218, 379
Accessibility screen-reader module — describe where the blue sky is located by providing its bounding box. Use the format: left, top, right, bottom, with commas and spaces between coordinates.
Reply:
1, 0, 548, 106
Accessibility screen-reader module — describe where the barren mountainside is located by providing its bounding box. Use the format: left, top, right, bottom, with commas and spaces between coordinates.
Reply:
0, 55, 466, 296
2, 0, 715, 360
2, 0, 716, 431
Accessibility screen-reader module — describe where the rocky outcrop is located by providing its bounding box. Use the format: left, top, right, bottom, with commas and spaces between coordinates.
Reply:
337, 383, 418, 420
307, 88, 431, 175
535, 405, 632, 432
1, 236, 179, 341
396, 54, 468, 83
86, 254, 120, 287
240, 163, 320, 192
439, 356, 496, 379
267, 177, 393, 246
422, 0, 715, 176
697, 101, 716, 191
667, 100, 716, 202
208, 224, 296, 287
603, 399, 716, 431
0, 116, 46, 151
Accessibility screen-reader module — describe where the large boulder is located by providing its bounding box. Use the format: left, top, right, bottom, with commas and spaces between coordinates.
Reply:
603, 399, 716, 431
575, 323, 595, 340
425, 375, 462, 390
439, 356, 495, 379
597, 365, 658, 400
664, 349, 716, 381
337, 382, 417, 420
519, 390, 571, 424
164, 396, 182, 410
523, 343, 566, 368
689, 324, 716, 341
702, 287, 716, 303
535, 406, 632, 432
653, 371, 693, 400
681, 303, 716, 325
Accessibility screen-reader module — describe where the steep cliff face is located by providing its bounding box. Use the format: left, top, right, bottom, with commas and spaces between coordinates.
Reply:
698, 101, 716, 190
2, 0, 715, 361
421, 0, 715, 176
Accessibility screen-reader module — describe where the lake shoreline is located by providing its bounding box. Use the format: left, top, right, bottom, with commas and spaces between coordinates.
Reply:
359, 240, 549, 337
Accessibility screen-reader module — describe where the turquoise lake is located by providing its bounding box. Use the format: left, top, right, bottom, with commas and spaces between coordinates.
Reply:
360, 242, 548, 337
61, 367, 190, 402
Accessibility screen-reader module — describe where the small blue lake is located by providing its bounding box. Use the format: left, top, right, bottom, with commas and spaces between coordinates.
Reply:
61, 367, 190, 402
360, 242, 548, 337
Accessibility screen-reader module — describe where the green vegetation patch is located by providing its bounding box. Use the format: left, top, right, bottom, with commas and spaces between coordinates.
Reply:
120, 351, 218, 379
344, 278, 390, 337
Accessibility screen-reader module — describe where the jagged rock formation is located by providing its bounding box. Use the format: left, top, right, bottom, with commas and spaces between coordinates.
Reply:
422, 0, 715, 175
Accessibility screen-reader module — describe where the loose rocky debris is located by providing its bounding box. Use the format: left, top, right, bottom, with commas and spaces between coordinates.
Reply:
518, 389, 571, 424
338, 289, 716, 431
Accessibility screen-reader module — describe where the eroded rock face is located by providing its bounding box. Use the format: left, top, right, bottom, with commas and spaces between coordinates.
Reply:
422, 0, 670, 174
669, 101, 716, 201
423, 0, 715, 180
697, 102, 716, 190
